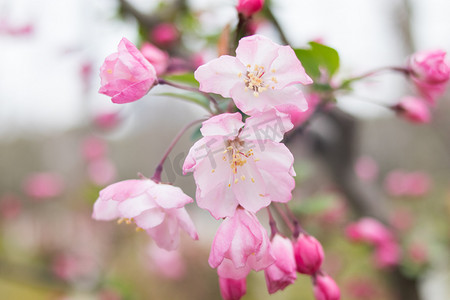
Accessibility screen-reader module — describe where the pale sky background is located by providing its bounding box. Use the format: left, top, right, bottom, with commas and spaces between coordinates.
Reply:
1, 0, 450, 138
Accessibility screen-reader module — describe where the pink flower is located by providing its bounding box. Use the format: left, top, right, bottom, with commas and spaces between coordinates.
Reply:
264, 234, 297, 294
195, 35, 312, 115
394, 96, 431, 124
409, 50, 450, 104
99, 38, 157, 104
384, 170, 431, 197
219, 276, 247, 300
92, 179, 198, 250
313, 274, 341, 300
152, 23, 179, 47
236, 0, 264, 17
209, 208, 275, 279
23, 172, 65, 199
345, 218, 394, 246
293, 233, 324, 275
140, 42, 169, 75
87, 158, 117, 186
0, 194, 22, 220
354, 156, 379, 182
374, 242, 400, 268
183, 110, 295, 219
94, 112, 121, 130
81, 136, 107, 162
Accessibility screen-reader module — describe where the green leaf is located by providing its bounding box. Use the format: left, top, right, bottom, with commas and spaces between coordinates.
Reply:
294, 48, 321, 79
191, 125, 202, 141
162, 72, 199, 87
309, 42, 340, 76
156, 92, 210, 111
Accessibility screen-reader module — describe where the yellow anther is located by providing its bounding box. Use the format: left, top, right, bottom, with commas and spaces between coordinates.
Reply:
251, 177, 255, 183
228, 183, 231, 187
117, 218, 125, 225
241, 175, 246, 181
271, 77, 278, 83
259, 194, 265, 197
234, 178, 239, 184
212, 169, 215, 173
107, 69, 113, 74
271, 69, 276, 73
135, 227, 144, 232
238, 72, 242, 78
253, 91, 259, 97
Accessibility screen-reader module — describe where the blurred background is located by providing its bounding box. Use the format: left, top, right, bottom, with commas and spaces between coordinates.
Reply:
0, 0, 449, 299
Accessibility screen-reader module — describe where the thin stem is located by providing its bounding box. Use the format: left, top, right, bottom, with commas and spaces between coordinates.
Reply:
264, 5, 289, 45
266, 207, 278, 239
151, 118, 207, 182
283, 203, 302, 238
272, 203, 294, 234
340, 66, 410, 88
158, 79, 223, 113
233, 13, 249, 52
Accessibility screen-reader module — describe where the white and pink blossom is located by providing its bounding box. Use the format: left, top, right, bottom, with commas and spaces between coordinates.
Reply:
92, 179, 198, 251
195, 35, 312, 115
183, 110, 295, 219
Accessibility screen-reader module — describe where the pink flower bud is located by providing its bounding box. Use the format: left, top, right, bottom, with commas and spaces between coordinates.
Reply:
219, 276, 247, 300
354, 156, 379, 182
99, 38, 157, 104
23, 172, 65, 200
140, 42, 169, 76
236, 0, 264, 17
345, 218, 394, 246
394, 96, 431, 124
264, 234, 297, 294
409, 50, 450, 104
81, 136, 107, 162
313, 274, 340, 300
293, 233, 324, 275
94, 112, 121, 130
374, 242, 400, 268
151, 23, 178, 47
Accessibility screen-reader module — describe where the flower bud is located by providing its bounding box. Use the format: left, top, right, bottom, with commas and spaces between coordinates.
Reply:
408, 50, 450, 104
313, 274, 341, 300
264, 234, 297, 294
394, 96, 430, 124
219, 276, 246, 300
151, 23, 178, 47
236, 0, 264, 17
293, 233, 324, 275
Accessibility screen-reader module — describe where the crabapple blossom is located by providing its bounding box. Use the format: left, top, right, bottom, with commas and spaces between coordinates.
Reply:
209, 208, 275, 279
264, 234, 297, 294
92, 179, 198, 251
99, 38, 157, 104
219, 276, 247, 300
409, 50, 450, 104
394, 96, 431, 124
195, 34, 312, 115
374, 241, 400, 268
293, 233, 324, 275
140, 42, 169, 75
236, 0, 264, 17
151, 23, 179, 47
183, 110, 295, 219
313, 274, 341, 300
23, 172, 65, 199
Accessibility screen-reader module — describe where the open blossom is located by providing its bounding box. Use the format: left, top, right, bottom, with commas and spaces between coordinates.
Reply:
92, 179, 198, 250
183, 110, 295, 219
264, 234, 297, 294
293, 233, 324, 275
209, 208, 275, 279
409, 50, 450, 104
140, 42, 169, 75
219, 276, 247, 300
195, 34, 312, 115
99, 38, 157, 104
314, 274, 341, 300
394, 96, 431, 124
236, 0, 264, 17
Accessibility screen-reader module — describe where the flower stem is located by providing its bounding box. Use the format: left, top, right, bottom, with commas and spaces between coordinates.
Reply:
339, 66, 410, 88
151, 118, 207, 183
272, 203, 295, 234
266, 207, 278, 239
158, 78, 223, 113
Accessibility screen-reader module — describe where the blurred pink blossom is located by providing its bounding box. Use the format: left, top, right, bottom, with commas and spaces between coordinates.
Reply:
0, 194, 22, 219
81, 136, 107, 162
394, 96, 431, 124
384, 170, 431, 197
94, 111, 121, 130
409, 49, 450, 104
23, 172, 65, 199
289, 93, 321, 128
408, 243, 428, 264
390, 208, 414, 232
0, 19, 34, 36
313, 274, 341, 300
354, 156, 379, 182
147, 243, 186, 280
87, 158, 117, 186
152, 23, 179, 47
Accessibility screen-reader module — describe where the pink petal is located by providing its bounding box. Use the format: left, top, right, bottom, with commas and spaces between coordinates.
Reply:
195, 55, 246, 97
92, 198, 120, 220
239, 109, 293, 142
147, 215, 180, 251
235, 35, 279, 68
151, 184, 193, 209
111, 79, 154, 104
117, 193, 157, 218
133, 208, 165, 229
99, 179, 154, 202
171, 207, 198, 240
200, 113, 244, 137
